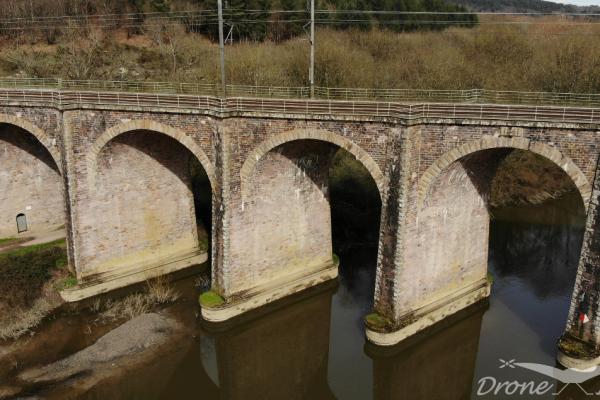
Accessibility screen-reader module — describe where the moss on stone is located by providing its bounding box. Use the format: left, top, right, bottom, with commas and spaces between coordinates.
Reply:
365, 312, 393, 332
487, 272, 494, 285
558, 334, 600, 359
199, 290, 225, 308
332, 253, 340, 266
198, 237, 209, 253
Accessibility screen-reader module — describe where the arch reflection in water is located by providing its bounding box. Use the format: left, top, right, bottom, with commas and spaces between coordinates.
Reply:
203, 281, 337, 400
367, 303, 486, 400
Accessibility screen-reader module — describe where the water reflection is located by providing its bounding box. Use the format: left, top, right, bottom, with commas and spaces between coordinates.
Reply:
204, 283, 336, 400
367, 304, 485, 400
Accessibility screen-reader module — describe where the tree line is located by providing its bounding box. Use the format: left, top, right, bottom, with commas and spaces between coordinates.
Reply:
0, 0, 477, 43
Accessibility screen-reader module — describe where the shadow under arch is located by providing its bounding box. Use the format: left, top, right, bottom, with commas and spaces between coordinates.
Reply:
404, 136, 587, 359
239, 128, 385, 203
417, 136, 591, 211
77, 122, 214, 278
87, 120, 217, 190
0, 114, 61, 173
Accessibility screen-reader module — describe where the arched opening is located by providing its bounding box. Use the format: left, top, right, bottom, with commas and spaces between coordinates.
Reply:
419, 145, 586, 381
84, 129, 212, 277
0, 123, 64, 238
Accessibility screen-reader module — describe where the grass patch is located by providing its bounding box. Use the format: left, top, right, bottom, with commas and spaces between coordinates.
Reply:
199, 290, 225, 308
365, 312, 393, 332
96, 276, 180, 322
0, 238, 66, 258
0, 237, 17, 246
54, 275, 78, 291
0, 239, 68, 308
0, 239, 69, 340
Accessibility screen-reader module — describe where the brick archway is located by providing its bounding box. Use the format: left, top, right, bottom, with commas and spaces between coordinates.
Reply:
417, 135, 592, 210
87, 120, 216, 189
239, 128, 385, 202
0, 113, 61, 172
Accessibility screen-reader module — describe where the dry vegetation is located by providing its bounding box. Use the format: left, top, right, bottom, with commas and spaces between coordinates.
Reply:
491, 150, 579, 208
0, 15, 598, 93
93, 277, 180, 323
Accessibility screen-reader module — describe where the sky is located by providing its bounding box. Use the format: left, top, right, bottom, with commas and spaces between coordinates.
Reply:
548, 0, 600, 5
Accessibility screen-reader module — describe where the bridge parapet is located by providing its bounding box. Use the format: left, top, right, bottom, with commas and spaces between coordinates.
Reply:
0, 86, 598, 127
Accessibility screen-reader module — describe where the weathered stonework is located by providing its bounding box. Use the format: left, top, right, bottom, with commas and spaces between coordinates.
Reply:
0, 124, 63, 237
1, 98, 598, 358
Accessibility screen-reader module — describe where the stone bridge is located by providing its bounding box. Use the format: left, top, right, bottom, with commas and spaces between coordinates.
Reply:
1, 87, 600, 366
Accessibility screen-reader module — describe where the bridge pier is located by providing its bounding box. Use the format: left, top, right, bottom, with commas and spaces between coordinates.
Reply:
202, 137, 340, 321
559, 155, 600, 369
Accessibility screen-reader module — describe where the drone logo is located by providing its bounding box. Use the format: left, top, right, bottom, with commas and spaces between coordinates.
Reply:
499, 358, 600, 395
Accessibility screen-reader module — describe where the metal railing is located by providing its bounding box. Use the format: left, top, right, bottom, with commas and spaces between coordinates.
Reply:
0, 85, 598, 126
1, 77, 600, 108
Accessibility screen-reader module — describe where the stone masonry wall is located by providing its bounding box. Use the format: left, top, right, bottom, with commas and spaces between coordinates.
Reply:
0, 125, 63, 237
63, 110, 218, 277
74, 130, 201, 277
391, 123, 599, 321
227, 140, 336, 296
219, 119, 393, 298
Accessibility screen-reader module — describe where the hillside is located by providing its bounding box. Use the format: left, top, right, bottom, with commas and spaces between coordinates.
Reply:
450, 0, 598, 13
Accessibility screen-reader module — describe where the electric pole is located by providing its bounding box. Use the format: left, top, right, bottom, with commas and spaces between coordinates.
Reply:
218, 0, 227, 96
309, 0, 315, 98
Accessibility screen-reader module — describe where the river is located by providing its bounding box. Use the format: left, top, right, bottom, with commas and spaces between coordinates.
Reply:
2, 193, 593, 399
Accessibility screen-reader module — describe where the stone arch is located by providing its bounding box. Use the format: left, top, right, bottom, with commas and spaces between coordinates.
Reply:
240, 128, 385, 202
88, 120, 216, 189
0, 113, 61, 172
417, 136, 591, 210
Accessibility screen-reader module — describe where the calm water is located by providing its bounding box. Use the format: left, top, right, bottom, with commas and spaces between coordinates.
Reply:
13, 196, 594, 400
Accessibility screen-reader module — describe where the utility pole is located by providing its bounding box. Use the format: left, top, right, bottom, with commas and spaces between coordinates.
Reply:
217, 0, 227, 96
309, 0, 315, 98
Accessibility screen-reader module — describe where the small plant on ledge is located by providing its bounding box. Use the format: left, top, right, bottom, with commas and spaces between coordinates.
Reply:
199, 290, 225, 308
365, 312, 394, 333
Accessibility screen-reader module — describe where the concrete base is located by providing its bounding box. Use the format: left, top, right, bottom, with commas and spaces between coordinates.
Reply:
60, 250, 208, 302
201, 262, 339, 322
557, 350, 600, 370
366, 278, 490, 346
